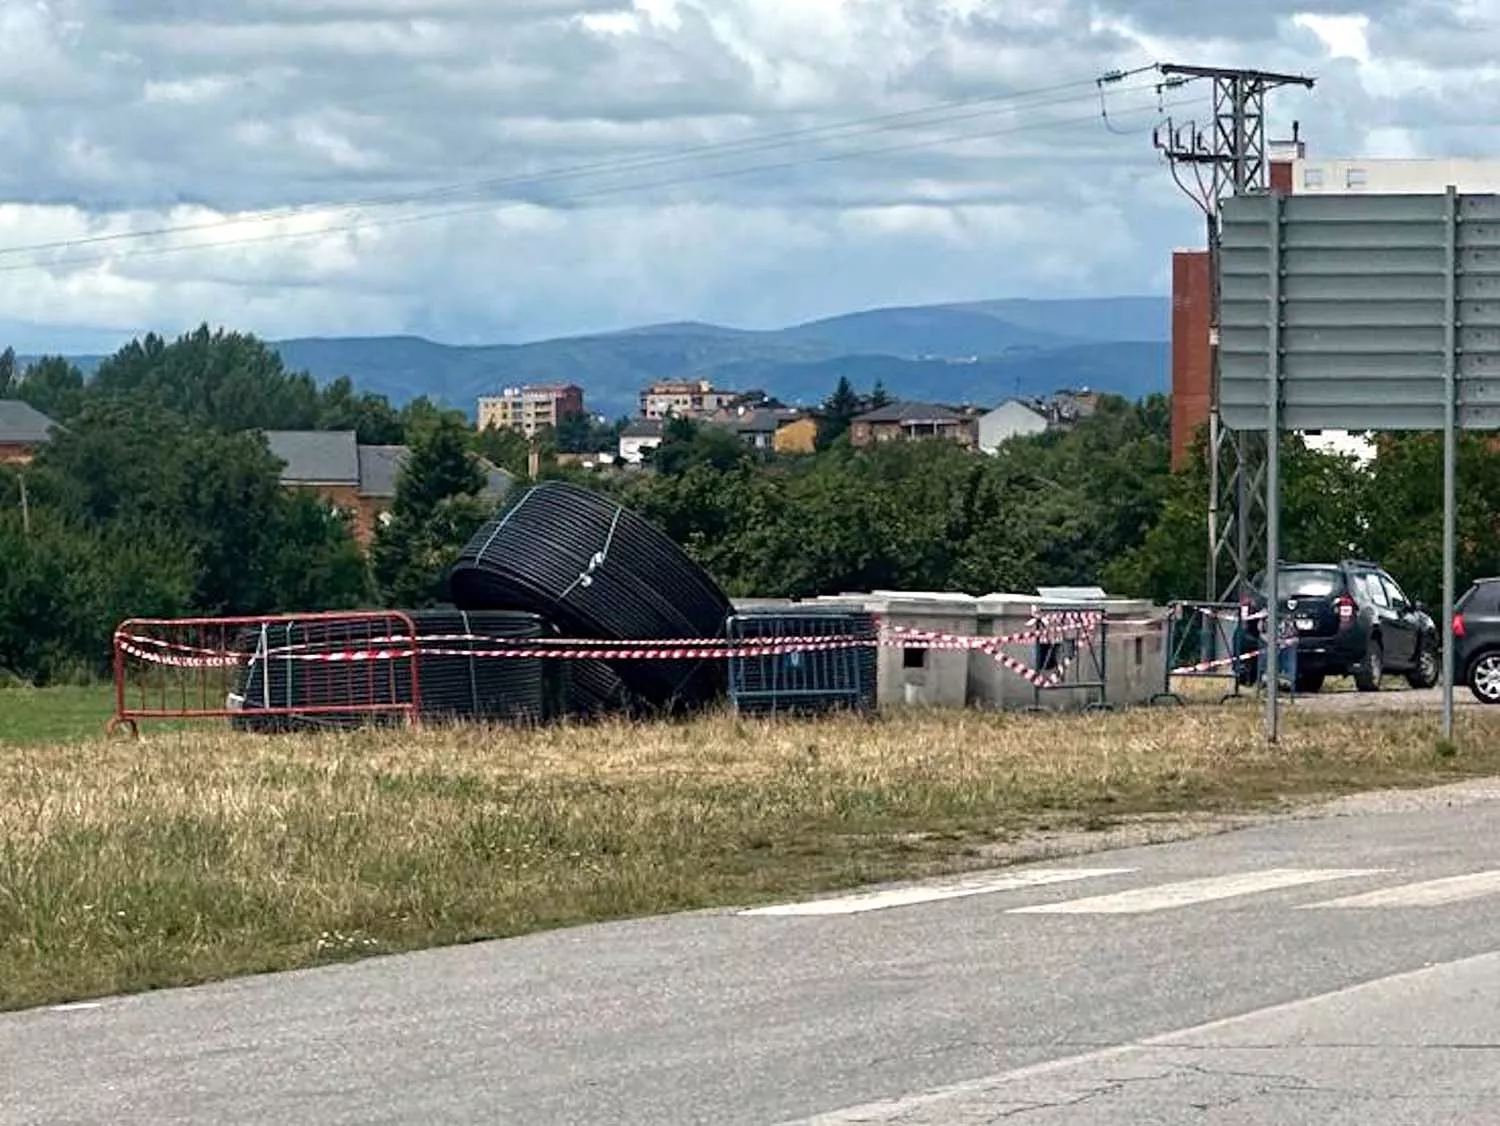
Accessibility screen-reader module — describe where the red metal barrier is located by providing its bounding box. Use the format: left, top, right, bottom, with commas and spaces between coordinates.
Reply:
110, 611, 423, 735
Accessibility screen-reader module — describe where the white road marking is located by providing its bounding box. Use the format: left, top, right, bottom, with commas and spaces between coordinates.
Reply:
777, 950, 1500, 1124
1007, 868, 1384, 915
738, 868, 1136, 916
47, 1002, 102, 1013
1299, 868, 1500, 909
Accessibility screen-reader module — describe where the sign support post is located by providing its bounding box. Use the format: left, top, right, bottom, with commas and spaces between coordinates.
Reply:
1442, 184, 1459, 742
1265, 193, 1283, 742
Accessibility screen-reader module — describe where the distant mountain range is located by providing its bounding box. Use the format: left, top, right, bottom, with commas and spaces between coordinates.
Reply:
31, 296, 1171, 420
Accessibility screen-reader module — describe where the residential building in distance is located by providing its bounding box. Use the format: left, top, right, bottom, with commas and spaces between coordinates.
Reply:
0, 400, 59, 465
708, 405, 818, 454
618, 418, 665, 465
639, 378, 739, 420
772, 414, 819, 455
848, 401, 977, 449
977, 399, 1049, 454
264, 430, 514, 546
477, 383, 585, 437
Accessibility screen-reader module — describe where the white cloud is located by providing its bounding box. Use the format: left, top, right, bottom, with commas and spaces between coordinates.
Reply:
1292, 13, 1372, 63
0, 0, 1491, 352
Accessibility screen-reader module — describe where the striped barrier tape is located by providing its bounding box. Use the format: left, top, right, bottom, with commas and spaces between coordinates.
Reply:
1028, 609, 1105, 630
115, 617, 1109, 683
1170, 636, 1297, 676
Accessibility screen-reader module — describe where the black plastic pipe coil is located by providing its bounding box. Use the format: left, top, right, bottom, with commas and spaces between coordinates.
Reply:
447, 480, 734, 714
230, 609, 557, 731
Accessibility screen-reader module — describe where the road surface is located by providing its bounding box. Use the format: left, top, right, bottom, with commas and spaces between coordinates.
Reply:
6, 780, 1500, 1124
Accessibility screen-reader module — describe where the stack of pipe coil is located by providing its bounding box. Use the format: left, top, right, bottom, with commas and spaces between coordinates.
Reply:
448, 480, 734, 716
230, 609, 558, 732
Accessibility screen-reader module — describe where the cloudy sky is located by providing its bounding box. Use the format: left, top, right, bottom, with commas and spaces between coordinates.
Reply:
0, 0, 1491, 351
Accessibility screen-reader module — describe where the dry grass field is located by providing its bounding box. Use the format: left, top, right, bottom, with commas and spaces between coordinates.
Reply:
3, 695, 1499, 1012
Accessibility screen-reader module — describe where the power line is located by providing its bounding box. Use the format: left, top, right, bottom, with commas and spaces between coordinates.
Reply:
0, 88, 1205, 277
0, 65, 1166, 261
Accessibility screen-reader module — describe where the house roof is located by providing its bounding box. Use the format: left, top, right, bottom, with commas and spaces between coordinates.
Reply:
621, 418, 665, 439
0, 399, 59, 444
265, 430, 360, 485
355, 444, 406, 498
855, 400, 964, 424
266, 430, 514, 501
981, 399, 1048, 423
725, 409, 783, 434
355, 446, 513, 501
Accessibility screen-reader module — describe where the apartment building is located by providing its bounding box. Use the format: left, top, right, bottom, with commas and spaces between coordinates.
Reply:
477, 383, 585, 437
638, 379, 739, 420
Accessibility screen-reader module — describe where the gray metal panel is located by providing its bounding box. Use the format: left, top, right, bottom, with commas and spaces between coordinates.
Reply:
1218, 190, 1500, 432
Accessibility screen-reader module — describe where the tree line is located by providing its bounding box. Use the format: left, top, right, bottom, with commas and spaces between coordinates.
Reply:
3, 323, 1499, 685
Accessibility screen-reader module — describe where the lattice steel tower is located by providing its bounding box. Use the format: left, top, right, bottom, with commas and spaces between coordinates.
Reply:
1152, 63, 1315, 602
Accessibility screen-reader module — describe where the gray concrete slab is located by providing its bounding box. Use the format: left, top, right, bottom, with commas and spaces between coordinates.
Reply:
789, 952, 1500, 1124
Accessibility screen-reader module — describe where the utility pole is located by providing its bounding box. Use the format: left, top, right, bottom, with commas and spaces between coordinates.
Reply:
1151, 63, 1315, 604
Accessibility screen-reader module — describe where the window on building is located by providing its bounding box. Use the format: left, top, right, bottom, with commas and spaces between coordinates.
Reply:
902, 647, 928, 670
1345, 166, 1367, 189
1303, 166, 1325, 189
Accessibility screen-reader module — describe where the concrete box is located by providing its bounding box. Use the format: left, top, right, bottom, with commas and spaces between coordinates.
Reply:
743, 590, 1173, 713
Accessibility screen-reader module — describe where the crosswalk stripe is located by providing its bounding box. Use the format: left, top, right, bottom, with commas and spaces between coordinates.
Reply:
738, 868, 1137, 916
1299, 869, 1500, 909
1007, 868, 1385, 915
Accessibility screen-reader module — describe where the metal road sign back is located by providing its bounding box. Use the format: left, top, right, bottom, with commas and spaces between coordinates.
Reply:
1219, 190, 1500, 432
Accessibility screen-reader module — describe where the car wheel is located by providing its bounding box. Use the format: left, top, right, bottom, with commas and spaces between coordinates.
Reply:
1293, 671, 1324, 694
1468, 651, 1500, 705
1406, 637, 1440, 690
1353, 637, 1384, 692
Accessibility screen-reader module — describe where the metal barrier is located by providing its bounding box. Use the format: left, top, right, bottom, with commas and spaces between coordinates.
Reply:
725, 608, 878, 716
110, 611, 423, 735
1152, 601, 1249, 705
1025, 607, 1111, 713
1152, 600, 1298, 707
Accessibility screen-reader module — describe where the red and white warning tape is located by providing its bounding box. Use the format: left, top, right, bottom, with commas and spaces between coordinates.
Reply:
1169, 636, 1296, 676
115, 615, 1112, 686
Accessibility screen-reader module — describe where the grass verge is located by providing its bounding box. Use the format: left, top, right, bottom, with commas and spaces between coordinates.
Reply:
0, 684, 114, 745
3, 703, 1499, 1012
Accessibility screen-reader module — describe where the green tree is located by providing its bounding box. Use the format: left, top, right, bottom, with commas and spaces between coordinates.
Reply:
817, 376, 863, 450
475, 423, 532, 477
370, 415, 493, 606
27, 400, 363, 615
91, 325, 321, 432
317, 376, 405, 444
555, 411, 594, 454
0, 509, 196, 683
12, 356, 86, 420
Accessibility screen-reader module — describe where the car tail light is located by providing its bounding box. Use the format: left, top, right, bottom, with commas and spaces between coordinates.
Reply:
1455, 613, 1467, 639
1336, 594, 1356, 628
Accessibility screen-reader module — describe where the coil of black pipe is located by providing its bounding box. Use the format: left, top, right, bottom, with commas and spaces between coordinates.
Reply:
229, 609, 558, 732
447, 480, 733, 714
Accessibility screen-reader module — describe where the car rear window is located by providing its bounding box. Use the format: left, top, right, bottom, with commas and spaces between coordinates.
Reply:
1272, 568, 1344, 599
1459, 580, 1500, 613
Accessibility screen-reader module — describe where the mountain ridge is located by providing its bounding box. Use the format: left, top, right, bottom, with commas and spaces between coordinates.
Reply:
18, 295, 1171, 420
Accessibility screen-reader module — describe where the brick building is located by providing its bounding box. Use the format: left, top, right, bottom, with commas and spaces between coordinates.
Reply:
264, 430, 514, 547
848, 401, 976, 449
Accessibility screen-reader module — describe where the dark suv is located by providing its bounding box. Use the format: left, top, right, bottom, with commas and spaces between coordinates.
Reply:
1240, 560, 1439, 694
1455, 577, 1500, 704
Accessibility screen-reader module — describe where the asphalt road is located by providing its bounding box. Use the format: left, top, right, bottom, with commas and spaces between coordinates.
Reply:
7, 781, 1500, 1125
